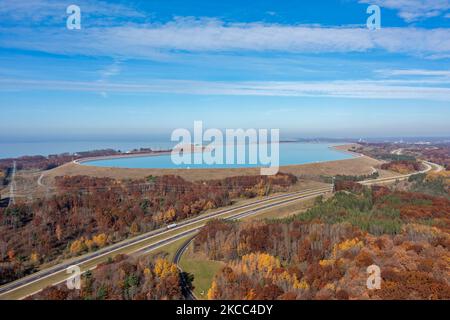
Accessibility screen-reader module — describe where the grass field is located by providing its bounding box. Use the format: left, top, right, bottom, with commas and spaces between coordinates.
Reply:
179, 251, 225, 299
144, 237, 224, 299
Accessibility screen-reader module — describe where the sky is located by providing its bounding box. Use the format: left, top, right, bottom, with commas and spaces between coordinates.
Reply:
0, 0, 450, 141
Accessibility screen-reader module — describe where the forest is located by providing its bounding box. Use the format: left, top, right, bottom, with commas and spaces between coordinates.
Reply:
193, 184, 450, 300
0, 173, 297, 284
355, 142, 450, 170
380, 160, 422, 174
28, 254, 182, 300
407, 173, 449, 199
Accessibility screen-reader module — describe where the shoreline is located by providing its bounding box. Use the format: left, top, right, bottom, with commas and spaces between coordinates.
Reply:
42, 144, 384, 183
75, 142, 360, 170
330, 143, 363, 157
73, 150, 173, 165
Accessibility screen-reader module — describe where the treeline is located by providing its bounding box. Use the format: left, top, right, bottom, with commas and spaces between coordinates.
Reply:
379, 154, 416, 162
408, 173, 449, 198
357, 142, 450, 170
0, 149, 175, 173
194, 186, 450, 300
321, 172, 379, 185
28, 255, 182, 300
0, 167, 11, 186
335, 172, 379, 182
293, 185, 449, 234
353, 144, 416, 162
380, 160, 422, 174
0, 173, 297, 284
421, 145, 450, 170
0, 150, 119, 172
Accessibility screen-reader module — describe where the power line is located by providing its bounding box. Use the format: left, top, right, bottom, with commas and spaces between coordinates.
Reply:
8, 161, 16, 207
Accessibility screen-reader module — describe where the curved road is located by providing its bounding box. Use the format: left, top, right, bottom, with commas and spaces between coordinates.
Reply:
173, 236, 197, 300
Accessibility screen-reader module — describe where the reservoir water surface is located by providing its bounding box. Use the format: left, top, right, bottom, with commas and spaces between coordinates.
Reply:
81, 143, 356, 169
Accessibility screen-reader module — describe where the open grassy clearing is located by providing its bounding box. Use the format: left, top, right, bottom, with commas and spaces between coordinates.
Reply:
179, 250, 225, 299
141, 234, 224, 299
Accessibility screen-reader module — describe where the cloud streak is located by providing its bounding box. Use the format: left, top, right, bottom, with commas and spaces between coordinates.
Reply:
0, 0, 144, 26
359, 0, 450, 22
2, 78, 450, 101
1, 19, 449, 59
377, 69, 450, 78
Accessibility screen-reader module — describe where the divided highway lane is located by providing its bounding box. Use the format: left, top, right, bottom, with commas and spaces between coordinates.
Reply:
0, 186, 331, 300
129, 188, 330, 256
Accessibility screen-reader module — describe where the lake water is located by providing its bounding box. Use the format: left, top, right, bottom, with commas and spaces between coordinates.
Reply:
82, 143, 355, 169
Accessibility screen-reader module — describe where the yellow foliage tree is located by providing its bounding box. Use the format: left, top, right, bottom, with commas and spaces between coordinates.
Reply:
85, 239, 95, 251
154, 258, 178, 278
70, 237, 87, 255
207, 280, 219, 300
319, 259, 335, 267
130, 222, 140, 234
245, 288, 257, 300
293, 279, 309, 290
204, 201, 215, 211
30, 252, 39, 264
164, 207, 176, 223
240, 252, 280, 276
255, 180, 267, 197
93, 233, 108, 248
333, 238, 363, 258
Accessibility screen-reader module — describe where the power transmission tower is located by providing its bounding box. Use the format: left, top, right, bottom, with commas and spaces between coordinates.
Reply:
8, 161, 16, 207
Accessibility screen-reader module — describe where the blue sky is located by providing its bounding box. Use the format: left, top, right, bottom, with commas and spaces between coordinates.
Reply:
0, 0, 450, 140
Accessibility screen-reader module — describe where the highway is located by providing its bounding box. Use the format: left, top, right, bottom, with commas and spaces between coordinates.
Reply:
0, 159, 438, 300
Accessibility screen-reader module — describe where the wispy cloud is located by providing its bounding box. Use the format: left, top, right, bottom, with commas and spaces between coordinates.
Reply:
0, 0, 145, 26
359, 0, 450, 22
97, 59, 122, 98
377, 69, 450, 77
1, 19, 449, 59
2, 78, 449, 101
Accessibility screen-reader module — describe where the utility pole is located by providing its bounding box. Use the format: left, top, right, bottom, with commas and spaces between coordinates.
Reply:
8, 161, 16, 207
332, 176, 336, 193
